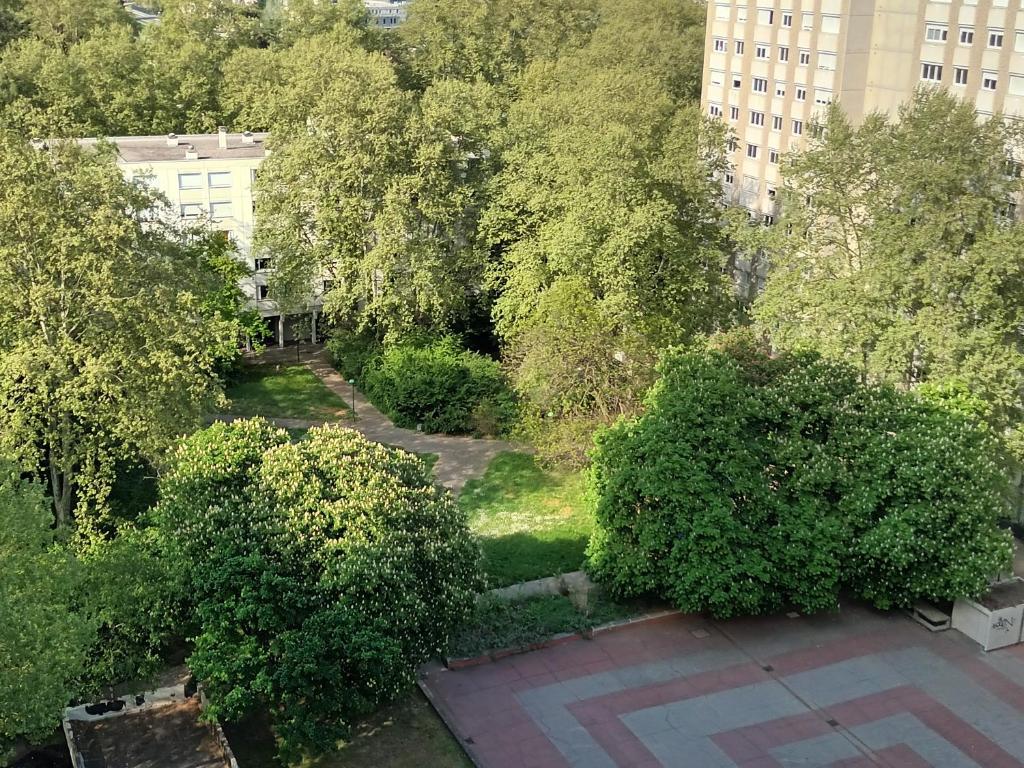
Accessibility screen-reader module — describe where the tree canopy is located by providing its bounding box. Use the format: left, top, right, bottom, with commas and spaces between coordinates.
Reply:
753, 90, 1024, 437
0, 134, 240, 527
156, 420, 481, 761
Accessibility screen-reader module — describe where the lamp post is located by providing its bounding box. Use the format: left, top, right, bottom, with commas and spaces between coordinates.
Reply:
348, 379, 356, 416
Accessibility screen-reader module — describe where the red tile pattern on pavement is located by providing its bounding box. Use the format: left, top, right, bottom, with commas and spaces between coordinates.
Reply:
420, 606, 1024, 767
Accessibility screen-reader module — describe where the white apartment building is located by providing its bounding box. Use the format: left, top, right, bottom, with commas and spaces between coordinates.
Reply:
702, 0, 1024, 221
79, 129, 323, 347
364, 0, 409, 27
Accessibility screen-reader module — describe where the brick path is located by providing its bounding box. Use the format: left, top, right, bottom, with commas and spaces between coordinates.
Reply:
420, 604, 1024, 767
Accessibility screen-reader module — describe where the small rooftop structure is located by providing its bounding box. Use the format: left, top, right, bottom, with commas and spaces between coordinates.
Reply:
63, 679, 237, 768
77, 132, 269, 163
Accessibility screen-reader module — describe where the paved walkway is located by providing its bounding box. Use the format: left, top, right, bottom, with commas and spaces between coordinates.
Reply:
421, 603, 1024, 767
230, 346, 517, 492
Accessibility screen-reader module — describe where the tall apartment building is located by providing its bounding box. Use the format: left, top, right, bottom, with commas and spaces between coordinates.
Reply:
79, 129, 323, 347
702, 0, 1024, 220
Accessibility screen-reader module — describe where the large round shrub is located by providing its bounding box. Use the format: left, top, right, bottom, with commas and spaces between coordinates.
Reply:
362, 336, 516, 435
586, 346, 1012, 618
156, 419, 481, 761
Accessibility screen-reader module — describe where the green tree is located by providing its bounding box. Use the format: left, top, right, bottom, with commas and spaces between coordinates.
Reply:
586, 342, 1013, 618
397, 0, 600, 88
484, 31, 732, 435
0, 135, 236, 527
11, 0, 131, 50
0, 469, 94, 756
753, 90, 1024, 432
156, 419, 481, 761
250, 30, 500, 338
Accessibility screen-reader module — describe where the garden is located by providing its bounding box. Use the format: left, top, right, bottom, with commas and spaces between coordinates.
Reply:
225, 364, 351, 422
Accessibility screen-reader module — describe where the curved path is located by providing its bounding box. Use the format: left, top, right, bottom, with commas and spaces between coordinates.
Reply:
224, 346, 520, 493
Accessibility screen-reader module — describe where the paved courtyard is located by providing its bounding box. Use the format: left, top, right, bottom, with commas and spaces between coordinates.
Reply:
420, 604, 1024, 767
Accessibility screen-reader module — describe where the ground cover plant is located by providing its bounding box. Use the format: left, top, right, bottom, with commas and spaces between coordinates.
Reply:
587, 341, 1014, 618
226, 364, 349, 421
461, 452, 592, 587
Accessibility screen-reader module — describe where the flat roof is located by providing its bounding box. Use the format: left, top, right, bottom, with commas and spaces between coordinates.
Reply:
77, 133, 269, 163
68, 697, 231, 768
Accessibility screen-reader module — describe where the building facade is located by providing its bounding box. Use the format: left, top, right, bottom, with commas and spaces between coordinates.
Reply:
80, 129, 322, 347
702, 0, 1024, 220
364, 0, 409, 27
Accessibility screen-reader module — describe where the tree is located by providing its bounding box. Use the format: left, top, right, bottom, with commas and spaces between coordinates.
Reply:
0, 135, 237, 527
586, 341, 1013, 618
753, 90, 1024, 435
250, 29, 500, 339
156, 420, 481, 761
11, 0, 131, 51
483, 25, 732, 439
396, 0, 600, 88
0, 468, 94, 757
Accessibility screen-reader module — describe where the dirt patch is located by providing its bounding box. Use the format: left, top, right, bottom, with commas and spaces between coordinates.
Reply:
978, 579, 1024, 610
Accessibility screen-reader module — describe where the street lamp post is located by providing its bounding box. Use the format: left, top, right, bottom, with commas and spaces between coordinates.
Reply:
348, 379, 356, 416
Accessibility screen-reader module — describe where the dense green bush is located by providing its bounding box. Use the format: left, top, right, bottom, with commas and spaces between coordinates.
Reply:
586, 346, 1013, 618
155, 419, 482, 762
324, 328, 382, 383
362, 336, 516, 435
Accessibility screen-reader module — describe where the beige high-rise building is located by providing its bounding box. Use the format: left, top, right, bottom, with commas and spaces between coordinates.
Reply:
702, 0, 1024, 220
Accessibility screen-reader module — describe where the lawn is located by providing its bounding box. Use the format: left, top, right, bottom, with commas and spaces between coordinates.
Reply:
225, 364, 349, 421
224, 689, 470, 768
460, 452, 593, 588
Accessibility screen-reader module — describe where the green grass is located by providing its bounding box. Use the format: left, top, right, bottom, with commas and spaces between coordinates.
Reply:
460, 452, 593, 588
226, 364, 349, 421
224, 689, 470, 768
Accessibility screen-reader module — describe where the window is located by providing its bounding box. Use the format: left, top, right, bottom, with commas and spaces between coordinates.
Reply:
799, 50, 811, 65
1010, 75, 1024, 96
779, 46, 789, 62
757, 8, 774, 24
814, 89, 832, 105
257, 285, 270, 300
730, 105, 740, 120
795, 85, 807, 101
737, 6, 747, 21
954, 66, 968, 86
921, 63, 943, 82
210, 201, 232, 219
714, 38, 727, 52
208, 171, 232, 188
801, 12, 814, 30
180, 203, 204, 218
732, 76, 742, 89
132, 173, 156, 188
769, 148, 780, 164
772, 115, 783, 131
250, 168, 259, 185
750, 110, 765, 126
746, 144, 759, 159
989, 30, 1004, 48
960, 27, 974, 45
820, 15, 840, 34
999, 201, 1017, 220
1017, 31, 1024, 52
724, 172, 735, 184
709, 103, 723, 117
818, 52, 837, 70
254, 257, 272, 271
925, 25, 948, 42
763, 214, 775, 226
178, 172, 201, 190
756, 44, 770, 59
782, 12, 792, 27
753, 77, 768, 93
715, 4, 730, 19
775, 82, 787, 97
728, 137, 738, 151
735, 40, 745, 54
983, 71, 998, 90
710, 69, 725, 86
792, 119, 803, 135
1004, 159, 1022, 177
